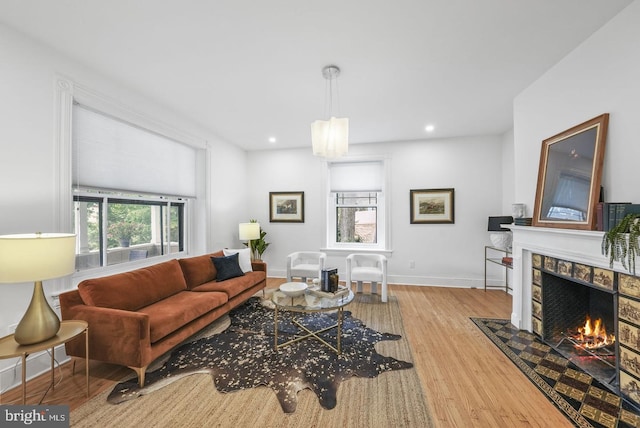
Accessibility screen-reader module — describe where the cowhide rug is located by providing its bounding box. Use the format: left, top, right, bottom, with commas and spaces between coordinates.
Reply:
107, 297, 413, 413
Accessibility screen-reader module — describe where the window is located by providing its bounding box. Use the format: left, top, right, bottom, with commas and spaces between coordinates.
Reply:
335, 192, 378, 243
327, 160, 387, 250
72, 103, 195, 270
74, 191, 185, 270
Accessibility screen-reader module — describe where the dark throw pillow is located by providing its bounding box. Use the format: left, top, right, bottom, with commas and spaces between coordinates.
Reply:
211, 252, 245, 281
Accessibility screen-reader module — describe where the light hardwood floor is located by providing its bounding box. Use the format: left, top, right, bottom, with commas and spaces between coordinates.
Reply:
0, 280, 572, 427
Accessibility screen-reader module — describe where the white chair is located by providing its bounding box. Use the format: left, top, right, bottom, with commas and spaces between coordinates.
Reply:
286, 251, 326, 282
346, 253, 388, 302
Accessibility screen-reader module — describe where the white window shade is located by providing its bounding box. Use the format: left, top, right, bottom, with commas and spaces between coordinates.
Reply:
72, 104, 197, 197
329, 161, 383, 192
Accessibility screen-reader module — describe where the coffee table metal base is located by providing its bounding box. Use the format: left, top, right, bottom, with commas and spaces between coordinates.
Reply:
274, 306, 344, 354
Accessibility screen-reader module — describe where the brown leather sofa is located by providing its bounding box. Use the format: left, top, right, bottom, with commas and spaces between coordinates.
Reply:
59, 251, 266, 386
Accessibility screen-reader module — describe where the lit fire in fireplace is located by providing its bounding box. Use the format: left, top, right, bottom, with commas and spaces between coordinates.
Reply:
575, 316, 615, 349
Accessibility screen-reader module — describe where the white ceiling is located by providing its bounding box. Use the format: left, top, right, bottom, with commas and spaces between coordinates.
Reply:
0, 0, 633, 151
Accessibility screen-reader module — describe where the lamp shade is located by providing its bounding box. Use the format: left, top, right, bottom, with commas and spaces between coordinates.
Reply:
238, 223, 260, 241
311, 116, 349, 158
0, 233, 76, 283
487, 216, 514, 232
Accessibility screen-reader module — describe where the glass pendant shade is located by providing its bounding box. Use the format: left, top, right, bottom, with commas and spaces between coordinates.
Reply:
311, 116, 349, 158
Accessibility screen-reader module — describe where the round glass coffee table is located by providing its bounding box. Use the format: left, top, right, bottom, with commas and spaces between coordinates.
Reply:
272, 284, 354, 354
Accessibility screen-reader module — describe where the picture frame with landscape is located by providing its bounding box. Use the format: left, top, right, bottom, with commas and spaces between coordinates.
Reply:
269, 191, 304, 223
410, 188, 455, 224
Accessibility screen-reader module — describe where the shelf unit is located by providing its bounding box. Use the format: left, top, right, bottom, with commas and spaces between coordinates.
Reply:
484, 245, 512, 293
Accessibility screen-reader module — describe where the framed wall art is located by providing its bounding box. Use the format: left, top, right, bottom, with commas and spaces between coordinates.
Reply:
410, 188, 455, 224
269, 191, 304, 223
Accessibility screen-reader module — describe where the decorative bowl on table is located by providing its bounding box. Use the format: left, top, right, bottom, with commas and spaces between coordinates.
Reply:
279, 282, 308, 297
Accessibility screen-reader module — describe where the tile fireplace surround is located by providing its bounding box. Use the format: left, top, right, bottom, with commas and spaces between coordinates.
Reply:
508, 225, 614, 331
509, 225, 640, 410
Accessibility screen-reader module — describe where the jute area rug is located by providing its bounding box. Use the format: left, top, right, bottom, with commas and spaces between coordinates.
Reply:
71, 292, 433, 428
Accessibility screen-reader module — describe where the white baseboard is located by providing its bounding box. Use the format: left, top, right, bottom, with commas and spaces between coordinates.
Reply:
387, 274, 484, 288
0, 344, 70, 396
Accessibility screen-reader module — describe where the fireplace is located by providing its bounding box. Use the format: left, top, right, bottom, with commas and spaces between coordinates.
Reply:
538, 268, 617, 386
508, 225, 640, 409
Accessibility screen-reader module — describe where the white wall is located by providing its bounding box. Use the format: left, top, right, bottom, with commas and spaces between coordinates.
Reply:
514, 1, 640, 208
501, 129, 517, 215
208, 140, 250, 250
0, 23, 247, 385
247, 136, 506, 286
245, 148, 325, 266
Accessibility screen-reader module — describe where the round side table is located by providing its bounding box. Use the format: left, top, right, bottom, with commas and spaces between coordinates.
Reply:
0, 320, 89, 404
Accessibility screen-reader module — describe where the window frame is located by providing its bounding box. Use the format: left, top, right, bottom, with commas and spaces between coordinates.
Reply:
55, 76, 210, 284
332, 191, 381, 246
323, 157, 390, 253
73, 190, 187, 271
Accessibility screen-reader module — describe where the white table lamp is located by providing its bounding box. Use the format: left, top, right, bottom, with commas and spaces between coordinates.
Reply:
239, 222, 261, 260
239, 222, 260, 241
0, 233, 76, 345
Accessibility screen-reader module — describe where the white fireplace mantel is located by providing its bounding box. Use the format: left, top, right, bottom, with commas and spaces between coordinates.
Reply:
507, 225, 623, 331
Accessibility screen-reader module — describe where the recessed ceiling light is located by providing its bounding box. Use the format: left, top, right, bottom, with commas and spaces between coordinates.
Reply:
268, 137, 277, 143
425, 125, 435, 132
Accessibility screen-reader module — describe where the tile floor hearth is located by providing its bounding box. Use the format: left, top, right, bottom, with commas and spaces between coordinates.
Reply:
472, 317, 640, 428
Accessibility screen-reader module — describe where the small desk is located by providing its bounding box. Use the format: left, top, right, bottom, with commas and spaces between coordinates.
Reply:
0, 320, 89, 404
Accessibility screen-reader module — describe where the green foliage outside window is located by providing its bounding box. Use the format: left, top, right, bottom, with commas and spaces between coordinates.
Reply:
79, 201, 180, 250
107, 203, 150, 248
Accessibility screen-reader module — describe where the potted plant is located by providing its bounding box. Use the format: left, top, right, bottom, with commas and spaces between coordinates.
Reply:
108, 221, 142, 248
244, 219, 270, 260
602, 213, 640, 274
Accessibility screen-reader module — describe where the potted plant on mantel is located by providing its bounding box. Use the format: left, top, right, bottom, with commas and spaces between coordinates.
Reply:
602, 213, 640, 275
244, 219, 270, 261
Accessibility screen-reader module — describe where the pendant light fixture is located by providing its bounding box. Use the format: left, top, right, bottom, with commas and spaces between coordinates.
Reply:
311, 65, 349, 158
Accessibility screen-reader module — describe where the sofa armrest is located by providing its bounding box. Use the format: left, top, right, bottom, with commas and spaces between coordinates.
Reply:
251, 260, 267, 273
60, 290, 151, 368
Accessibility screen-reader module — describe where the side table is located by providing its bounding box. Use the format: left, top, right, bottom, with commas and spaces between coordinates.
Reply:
484, 245, 512, 293
0, 320, 89, 404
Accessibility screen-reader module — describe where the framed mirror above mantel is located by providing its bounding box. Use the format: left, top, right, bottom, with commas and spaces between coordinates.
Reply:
532, 114, 609, 230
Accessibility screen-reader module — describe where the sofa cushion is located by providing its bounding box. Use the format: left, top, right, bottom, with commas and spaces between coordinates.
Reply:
138, 290, 228, 343
178, 251, 223, 289
191, 270, 265, 298
223, 248, 253, 273
211, 253, 245, 281
77, 259, 187, 311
